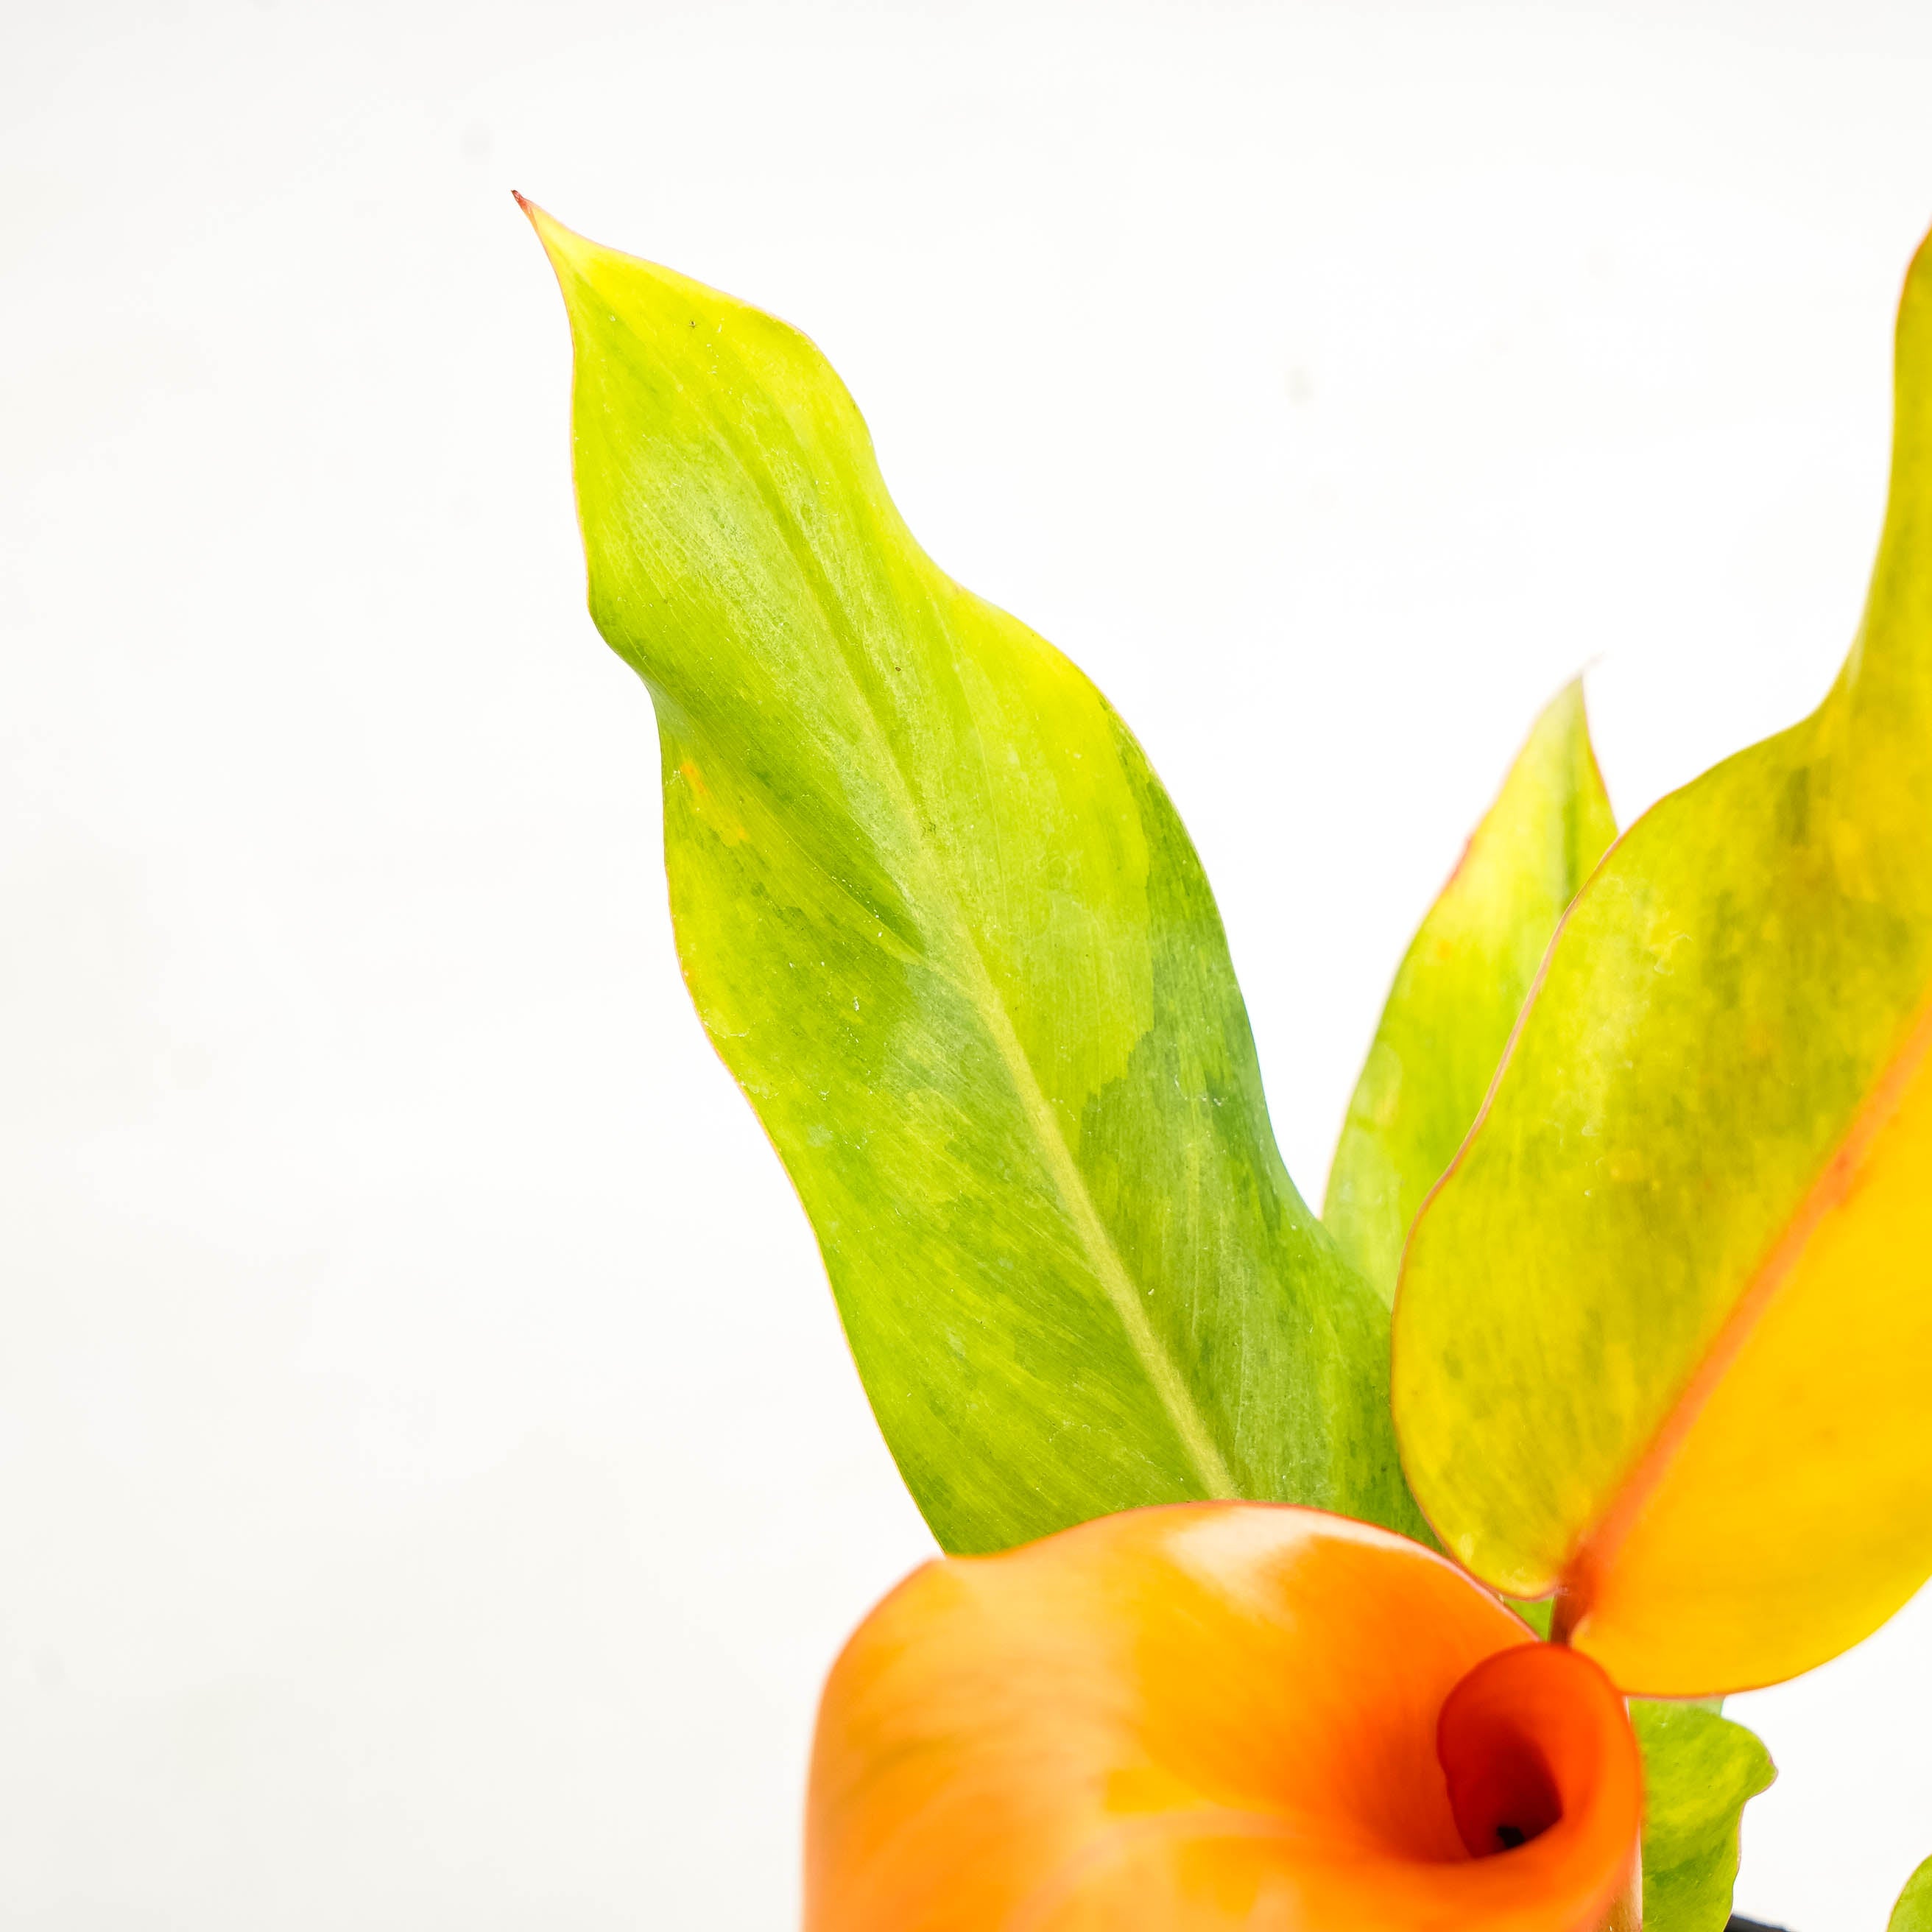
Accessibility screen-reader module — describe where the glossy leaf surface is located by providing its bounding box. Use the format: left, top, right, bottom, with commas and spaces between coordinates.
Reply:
807, 1503, 1642, 1932
1395, 228, 1932, 1694
1630, 1702, 1775, 1932
524, 202, 1417, 1554
1325, 683, 1615, 1302
1889, 1854, 1932, 1932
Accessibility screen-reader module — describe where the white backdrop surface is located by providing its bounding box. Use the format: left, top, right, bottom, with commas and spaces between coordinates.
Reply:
4, 2, 1932, 1926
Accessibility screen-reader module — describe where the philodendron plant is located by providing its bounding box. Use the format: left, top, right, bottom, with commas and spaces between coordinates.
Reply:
520, 191, 1932, 1932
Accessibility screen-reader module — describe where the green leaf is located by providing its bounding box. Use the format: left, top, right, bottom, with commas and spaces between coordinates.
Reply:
1889, 1854, 1932, 1932
1393, 228, 1932, 1694
521, 200, 1422, 1554
1631, 1701, 1776, 1932
1324, 682, 1615, 1304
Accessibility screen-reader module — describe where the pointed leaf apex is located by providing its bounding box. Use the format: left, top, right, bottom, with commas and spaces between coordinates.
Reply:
512, 194, 602, 288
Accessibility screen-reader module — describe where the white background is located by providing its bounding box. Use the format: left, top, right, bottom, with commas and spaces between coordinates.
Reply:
4, 2, 1931, 1925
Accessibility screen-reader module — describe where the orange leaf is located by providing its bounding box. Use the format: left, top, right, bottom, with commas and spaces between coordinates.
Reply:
806, 1505, 1641, 1931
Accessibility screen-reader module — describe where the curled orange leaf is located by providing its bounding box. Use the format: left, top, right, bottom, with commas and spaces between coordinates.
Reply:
806, 1504, 1641, 1931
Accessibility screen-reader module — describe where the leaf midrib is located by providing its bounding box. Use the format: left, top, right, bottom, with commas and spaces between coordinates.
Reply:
1554, 987, 1932, 1636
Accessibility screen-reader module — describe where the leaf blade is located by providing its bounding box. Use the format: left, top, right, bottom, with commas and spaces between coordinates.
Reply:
1325, 682, 1616, 1303
526, 202, 1420, 1551
1393, 227, 1932, 1693
1889, 1855, 1932, 1932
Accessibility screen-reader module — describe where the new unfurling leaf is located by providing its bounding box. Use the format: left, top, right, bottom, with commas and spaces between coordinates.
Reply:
807, 1503, 1641, 1932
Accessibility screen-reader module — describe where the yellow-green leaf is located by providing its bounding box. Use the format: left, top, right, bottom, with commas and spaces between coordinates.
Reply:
1889, 1854, 1932, 1932
1325, 683, 1615, 1303
523, 201, 1422, 1554
1393, 227, 1932, 1695
1632, 1701, 1776, 1932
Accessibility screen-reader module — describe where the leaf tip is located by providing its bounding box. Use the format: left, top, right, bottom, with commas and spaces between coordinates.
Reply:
511, 193, 596, 287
